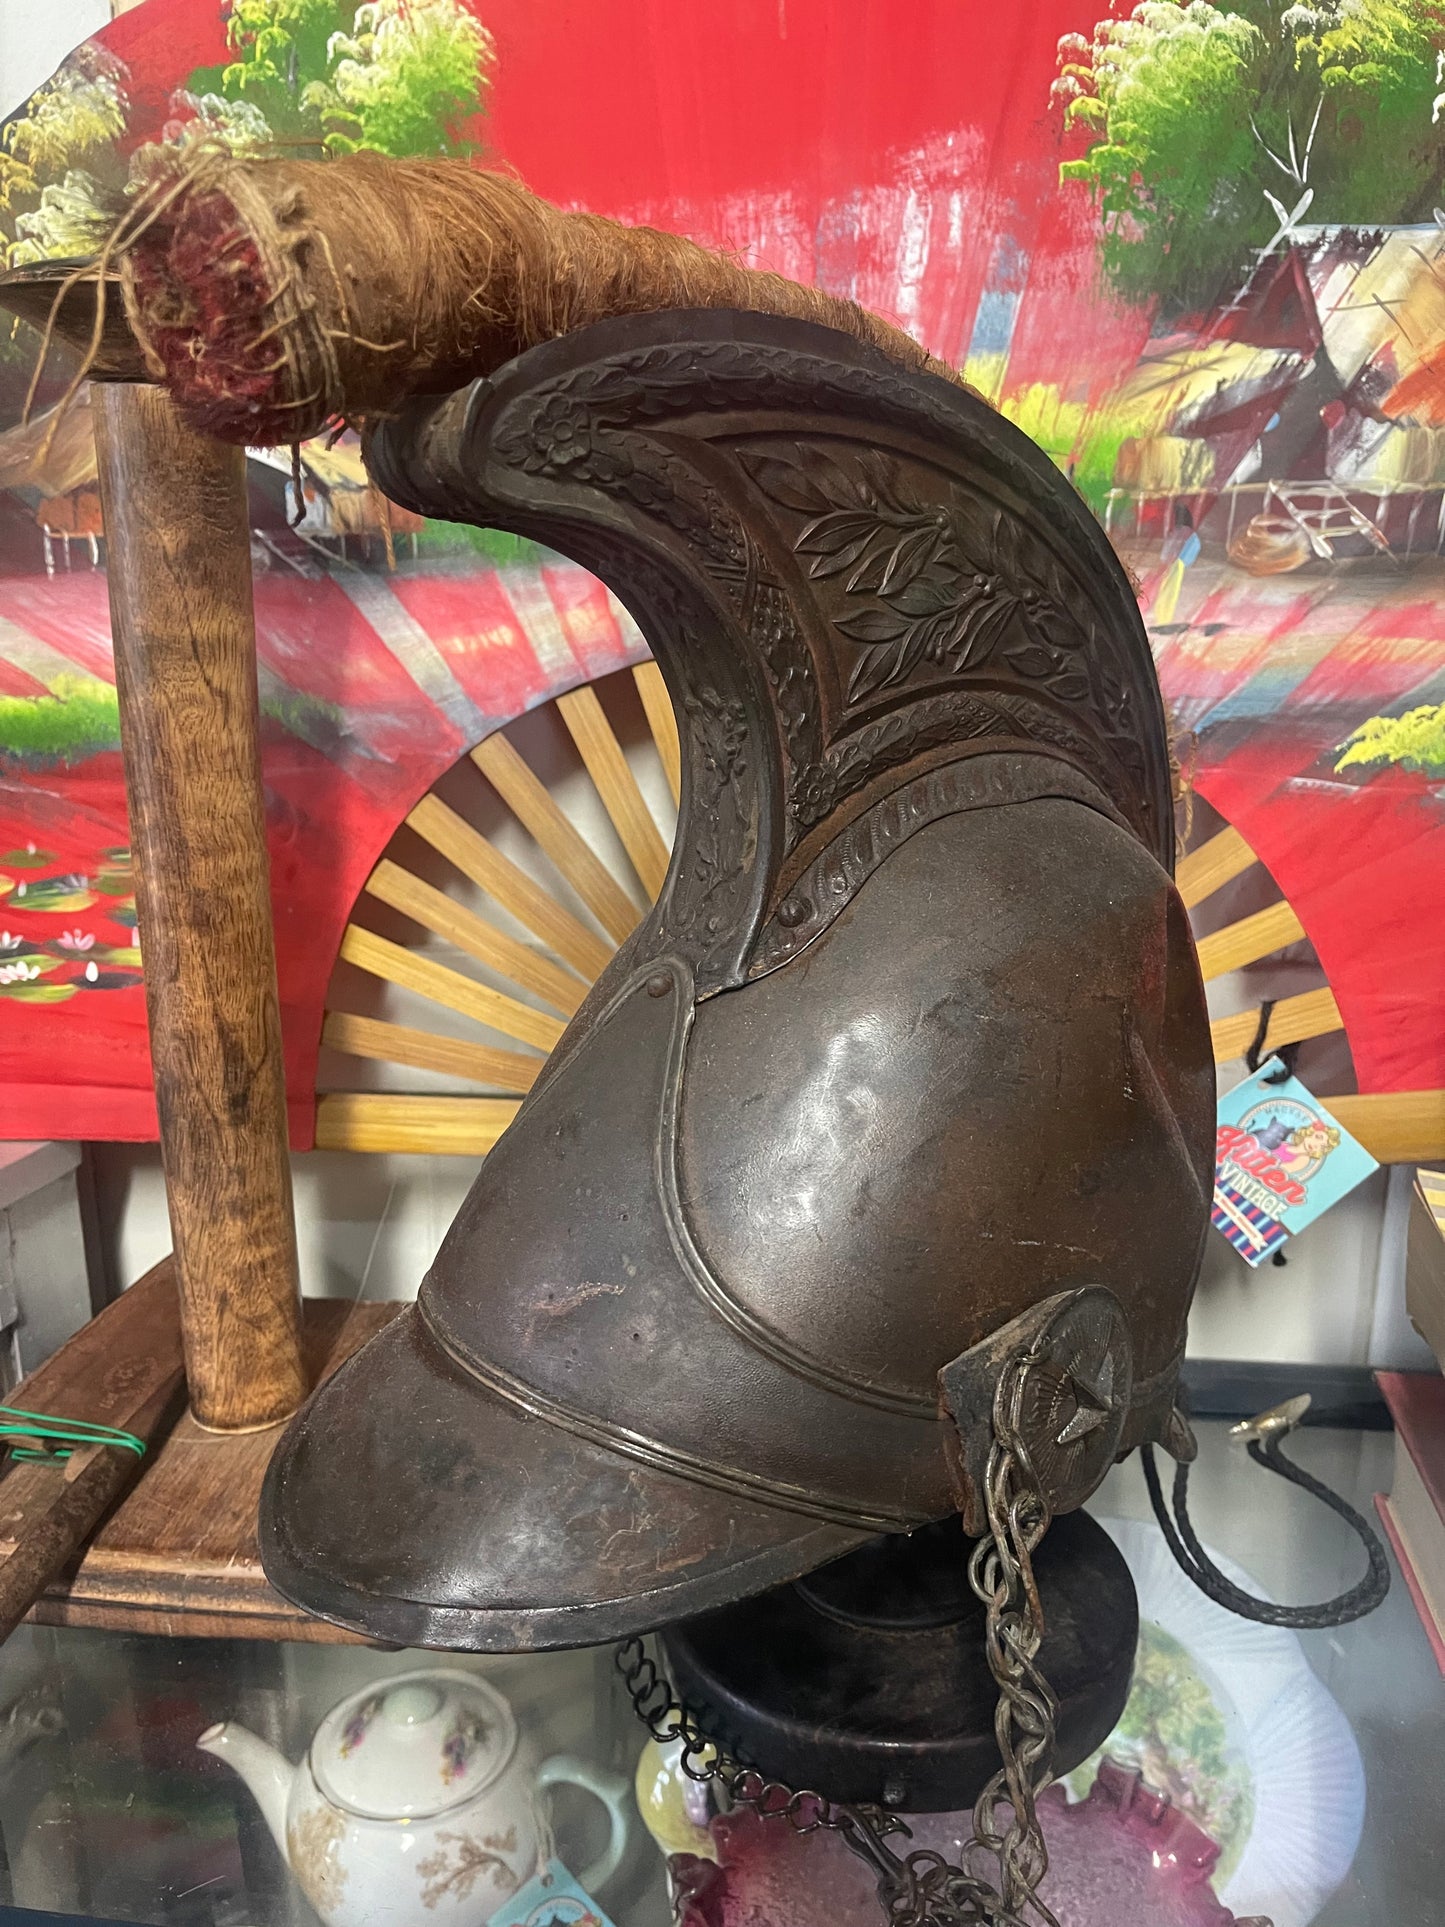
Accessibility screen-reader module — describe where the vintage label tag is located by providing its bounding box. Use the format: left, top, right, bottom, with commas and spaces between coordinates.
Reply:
1212, 1062, 1379, 1266
489, 1859, 618, 1927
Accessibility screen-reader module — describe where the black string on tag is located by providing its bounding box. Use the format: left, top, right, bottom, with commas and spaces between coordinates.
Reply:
1241, 1002, 1297, 1260
1244, 999, 1301, 1083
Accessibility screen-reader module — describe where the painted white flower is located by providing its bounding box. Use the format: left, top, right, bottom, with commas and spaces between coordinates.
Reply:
0, 961, 41, 985
57, 929, 95, 951
0, 932, 20, 952
84, 961, 98, 983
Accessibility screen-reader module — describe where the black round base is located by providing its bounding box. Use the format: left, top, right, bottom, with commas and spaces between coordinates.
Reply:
661, 1509, 1136, 1814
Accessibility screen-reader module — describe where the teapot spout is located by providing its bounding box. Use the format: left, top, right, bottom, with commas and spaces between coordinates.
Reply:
198, 1721, 294, 1859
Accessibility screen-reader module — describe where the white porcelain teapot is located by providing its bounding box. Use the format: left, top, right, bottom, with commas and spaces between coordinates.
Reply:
198, 1668, 634, 1927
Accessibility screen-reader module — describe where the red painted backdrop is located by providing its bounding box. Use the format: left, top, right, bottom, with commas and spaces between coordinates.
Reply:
3, 0, 1443, 1140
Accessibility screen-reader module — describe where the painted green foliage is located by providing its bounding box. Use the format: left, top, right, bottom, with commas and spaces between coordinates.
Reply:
220, 0, 346, 127
1055, 0, 1445, 311
0, 676, 120, 764
1336, 700, 1445, 773
218, 0, 495, 157
0, 1, 494, 274
0, 45, 130, 266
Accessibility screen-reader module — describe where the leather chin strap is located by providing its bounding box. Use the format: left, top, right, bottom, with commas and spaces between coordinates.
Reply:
1142, 1393, 1390, 1629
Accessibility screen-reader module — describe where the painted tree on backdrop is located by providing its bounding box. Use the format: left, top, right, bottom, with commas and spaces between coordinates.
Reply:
0, 0, 495, 289
1054, 0, 1445, 314
217, 0, 495, 155
1337, 700, 1445, 776
0, 45, 129, 269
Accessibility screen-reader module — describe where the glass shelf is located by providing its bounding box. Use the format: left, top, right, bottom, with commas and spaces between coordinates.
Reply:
0, 1420, 1435, 1927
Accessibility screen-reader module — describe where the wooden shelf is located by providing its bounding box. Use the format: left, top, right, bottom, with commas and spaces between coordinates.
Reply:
2, 1271, 402, 1644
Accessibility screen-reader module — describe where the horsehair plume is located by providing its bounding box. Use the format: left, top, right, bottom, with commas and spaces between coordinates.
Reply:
116, 148, 962, 446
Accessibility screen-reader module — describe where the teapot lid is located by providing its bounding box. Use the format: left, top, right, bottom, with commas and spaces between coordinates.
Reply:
310, 1669, 518, 1820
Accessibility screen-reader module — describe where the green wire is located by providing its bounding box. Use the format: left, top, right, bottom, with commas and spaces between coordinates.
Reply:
0, 1403, 146, 1465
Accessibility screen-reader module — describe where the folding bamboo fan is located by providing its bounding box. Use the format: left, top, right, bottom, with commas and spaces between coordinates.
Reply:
314, 655, 1366, 1160
1180, 823, 1342, 1070
315, 660, 680, 1156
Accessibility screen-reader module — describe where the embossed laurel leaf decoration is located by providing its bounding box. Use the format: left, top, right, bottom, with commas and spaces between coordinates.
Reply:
743, 446, 1094, 706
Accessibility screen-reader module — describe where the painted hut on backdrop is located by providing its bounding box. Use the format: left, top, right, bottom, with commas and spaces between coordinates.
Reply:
2, 0, 1445, 1142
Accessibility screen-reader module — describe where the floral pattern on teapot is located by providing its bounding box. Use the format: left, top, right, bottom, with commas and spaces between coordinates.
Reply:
443, 1709, 490, 1786
337, 1695, 381, 1760
418, 1827, 521, 1910
198, 1668, 636, 1927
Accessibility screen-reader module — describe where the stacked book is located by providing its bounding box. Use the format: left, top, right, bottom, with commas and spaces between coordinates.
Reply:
1375, 1170, 1445, 1671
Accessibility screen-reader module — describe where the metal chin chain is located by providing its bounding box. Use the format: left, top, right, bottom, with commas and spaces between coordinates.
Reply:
1143, 1394, 1390, 1630
617, 1346, 1062, 1927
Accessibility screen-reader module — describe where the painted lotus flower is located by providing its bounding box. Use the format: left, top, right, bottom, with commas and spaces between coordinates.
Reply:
57, 929, 96, 951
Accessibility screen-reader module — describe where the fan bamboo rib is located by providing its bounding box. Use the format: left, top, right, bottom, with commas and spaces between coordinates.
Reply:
321, 1011, 542, 1093
633, 661, 682, 805
329, 714, 1384, 1154
471, 729, 643, 944
556, 685, 672, 899
315, 1093, 522, 1156
406, 792, 615, 979
311, 1085, 1445, 1160
1210, 987, 1343, 1064
1176, 825, 1256, 908
1325, 1090, 1445, 1164
1194, 900, 1306, 982
366, 857, 587, 1017
339, 924, 565, 1052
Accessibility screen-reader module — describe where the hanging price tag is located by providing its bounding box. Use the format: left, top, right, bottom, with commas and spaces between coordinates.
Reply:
489, 1859, 618, 1927
1212, 1062, 1378, 1266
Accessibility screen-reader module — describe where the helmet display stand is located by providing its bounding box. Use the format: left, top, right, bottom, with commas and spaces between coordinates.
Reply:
663, 1509, 1138, 1814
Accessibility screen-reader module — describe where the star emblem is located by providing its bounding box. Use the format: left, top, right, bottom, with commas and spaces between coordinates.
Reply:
1055, 1354, 1117, 1448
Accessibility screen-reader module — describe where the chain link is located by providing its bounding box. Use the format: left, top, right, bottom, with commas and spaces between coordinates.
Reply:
615, 1350, 1060, 1927
965, 1347, 1061, 1926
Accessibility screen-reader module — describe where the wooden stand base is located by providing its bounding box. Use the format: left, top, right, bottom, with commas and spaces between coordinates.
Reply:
0, 1269, 399, 1644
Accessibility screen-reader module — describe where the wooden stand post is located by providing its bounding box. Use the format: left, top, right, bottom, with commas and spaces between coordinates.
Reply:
93, 385, 305, 1431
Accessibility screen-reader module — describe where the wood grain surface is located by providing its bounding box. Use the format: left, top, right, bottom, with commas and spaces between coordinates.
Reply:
407, 792, 614, 979
633, 661, 682, 805
0, 1260, 185, 1643
321, 1010, 542, 1092
313, 1092, 521, 1155
1175, 824, 1256, 909
472, 729, 643, 942
339, 923, 565, 1051
93, 385, 304, 1431
1209, 986, 1344, 1064
365, 857, 587, 1015
556, 684, 672, 898
1326, 1090, 1445, 1164
1194, 898, 1307, 982
10, 1287, 400, 1643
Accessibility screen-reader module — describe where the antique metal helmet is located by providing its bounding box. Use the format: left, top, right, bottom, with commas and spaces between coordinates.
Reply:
260, 310, 1215, 1648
